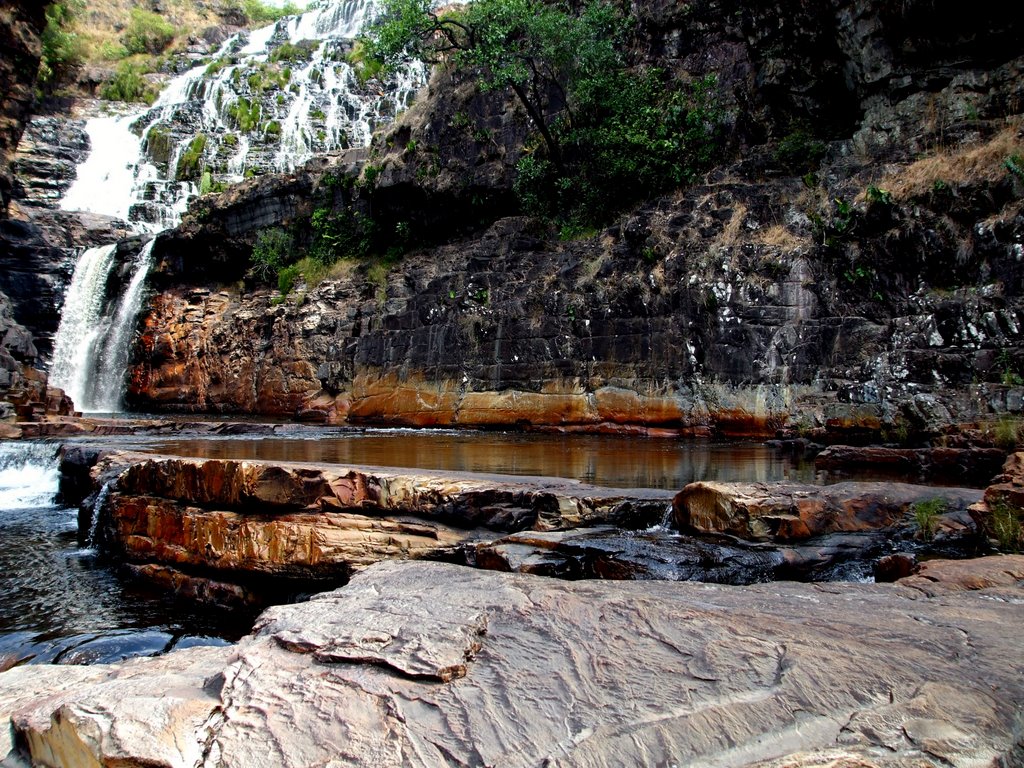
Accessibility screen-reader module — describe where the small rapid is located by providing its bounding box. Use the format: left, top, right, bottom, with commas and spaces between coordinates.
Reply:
0, 441, 254, 667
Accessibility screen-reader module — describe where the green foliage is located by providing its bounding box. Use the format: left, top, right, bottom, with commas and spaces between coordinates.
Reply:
348, 41, 384, 84
363, 0, 724, 228
38, 0, 84, 89
1005, 154, 1024, 181
997, 348, 1023, 387
270, 39, 318, 64
993, 417, 1022, 451
227, 97, 262, 133
911, 498, 945, 541
239, 0, 301, 25
250, 228, 293, 282
206, 56, 233, 76
144, 125, 173, 168
264, 120, 282, 137
175, 134, 208, 181
99, 61, 157, 103
309, 207, 376, 263
517, 71, 724, 226
773, 129, 826, 172
277, 264, 300, 295
988, 500, 1022, 552
122, 8, 175, 55
866, 185, 892, 205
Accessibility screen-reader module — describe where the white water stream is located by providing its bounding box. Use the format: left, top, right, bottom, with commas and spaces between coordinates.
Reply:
52, 0, 422, 413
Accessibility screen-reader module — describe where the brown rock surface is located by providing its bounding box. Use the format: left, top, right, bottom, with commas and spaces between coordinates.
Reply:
2, 558, 1022, 766
99, 455, 672, 582
674, 480, 981, 541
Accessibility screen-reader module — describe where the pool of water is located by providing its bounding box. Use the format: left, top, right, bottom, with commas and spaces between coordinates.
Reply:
129, 429, 827, 489
0, 442, 258, 669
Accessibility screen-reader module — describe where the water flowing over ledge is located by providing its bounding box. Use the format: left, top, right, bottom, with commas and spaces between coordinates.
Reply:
59, 0, 424, 231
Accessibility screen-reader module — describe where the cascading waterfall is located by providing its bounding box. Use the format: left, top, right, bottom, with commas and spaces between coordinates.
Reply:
0, 442, 59, 510
49, 241, 155, 412
60, 0, 424, 231
52, 0, 421, 413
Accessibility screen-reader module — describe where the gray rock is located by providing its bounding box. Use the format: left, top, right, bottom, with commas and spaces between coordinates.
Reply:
2, 557, 1023, 766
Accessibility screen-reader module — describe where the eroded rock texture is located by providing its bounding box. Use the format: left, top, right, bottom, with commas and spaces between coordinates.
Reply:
117, 1, 1024, 436
1, 557, 1022, 767
92, 453, 671, 594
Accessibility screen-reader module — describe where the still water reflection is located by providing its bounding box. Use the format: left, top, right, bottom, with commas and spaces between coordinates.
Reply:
138, 430, 824, 489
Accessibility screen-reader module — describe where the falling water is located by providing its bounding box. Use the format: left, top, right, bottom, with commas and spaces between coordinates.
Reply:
49, 241, 155, 413
52, 0, 423, 413
49, 244, 119, 409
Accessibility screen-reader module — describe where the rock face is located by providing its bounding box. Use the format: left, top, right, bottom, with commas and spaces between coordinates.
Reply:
0, 0, 46, 217
92, 453, 671, 595
2, 557, 1023, 767
129, 31, 1024, 436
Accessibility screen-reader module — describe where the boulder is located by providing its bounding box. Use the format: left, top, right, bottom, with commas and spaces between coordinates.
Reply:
1, 558, 1022, 766
673, 480, 982, 541
90, 455, 672, 587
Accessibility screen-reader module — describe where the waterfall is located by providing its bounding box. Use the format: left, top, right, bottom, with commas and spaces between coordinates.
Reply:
51, 0, 423, 412
59, 0, 424, 231
49, 244, 119, 408
49, 241, 155, 413
0, 442, 59, 510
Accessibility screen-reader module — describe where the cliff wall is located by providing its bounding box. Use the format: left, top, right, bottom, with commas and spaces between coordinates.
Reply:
126, 1, 1024, 437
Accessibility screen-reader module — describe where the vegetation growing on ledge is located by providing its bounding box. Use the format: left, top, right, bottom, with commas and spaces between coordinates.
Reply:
175, 134, 208, 181
360, 0, 727, 228
38, 0, 84, 91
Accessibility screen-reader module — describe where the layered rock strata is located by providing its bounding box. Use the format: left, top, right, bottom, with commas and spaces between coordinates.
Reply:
1, 557, 1023, 767
88, 453, 672, 596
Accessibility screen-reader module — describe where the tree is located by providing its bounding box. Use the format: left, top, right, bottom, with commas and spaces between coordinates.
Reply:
38, 1, 84, 89
362, 0, 622, 173
361, 0, 724, 227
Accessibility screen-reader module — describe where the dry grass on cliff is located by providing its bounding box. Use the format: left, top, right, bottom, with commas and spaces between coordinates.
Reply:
867, 122, 1024, 201
74, 0, 223, 62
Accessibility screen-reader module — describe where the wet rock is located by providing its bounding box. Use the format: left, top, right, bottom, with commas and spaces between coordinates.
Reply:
815, 445, 1008, 485
674, 480, 982, 541
88, 455, 672, 585
873, 552, 917, 582
2, 558, 1023, 766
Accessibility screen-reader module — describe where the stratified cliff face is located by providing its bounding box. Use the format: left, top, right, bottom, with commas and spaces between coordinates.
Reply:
0, 0, 45, 218
129, 1, 1024, 438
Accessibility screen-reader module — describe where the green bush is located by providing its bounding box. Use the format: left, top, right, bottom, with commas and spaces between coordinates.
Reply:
228, 97, 262, 133
989, 501, 1023, 552
175, 134, 208, 181
911, 498, 945, 541
99, 62, 157, 103
269, 40, 318, 64
277, 264, 300, 295
122, 8, 175, 55
38, 1, 83, 89
773, 128, 826, 172
251, 228, 293, 282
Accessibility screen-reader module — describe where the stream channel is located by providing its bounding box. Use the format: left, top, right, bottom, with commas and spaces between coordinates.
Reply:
0, 426, 960, 669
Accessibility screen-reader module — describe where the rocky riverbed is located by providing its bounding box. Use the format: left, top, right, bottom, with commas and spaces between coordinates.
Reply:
1, 555, 1022, 767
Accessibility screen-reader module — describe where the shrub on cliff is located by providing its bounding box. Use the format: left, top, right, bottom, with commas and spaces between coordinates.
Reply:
38, 1, 84, 90
360, 0, 725, 227
122, 9, 175, 56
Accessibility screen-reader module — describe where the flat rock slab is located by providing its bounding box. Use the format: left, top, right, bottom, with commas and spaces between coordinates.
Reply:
674, 480, 982, 541
2, 556, 1023, 767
